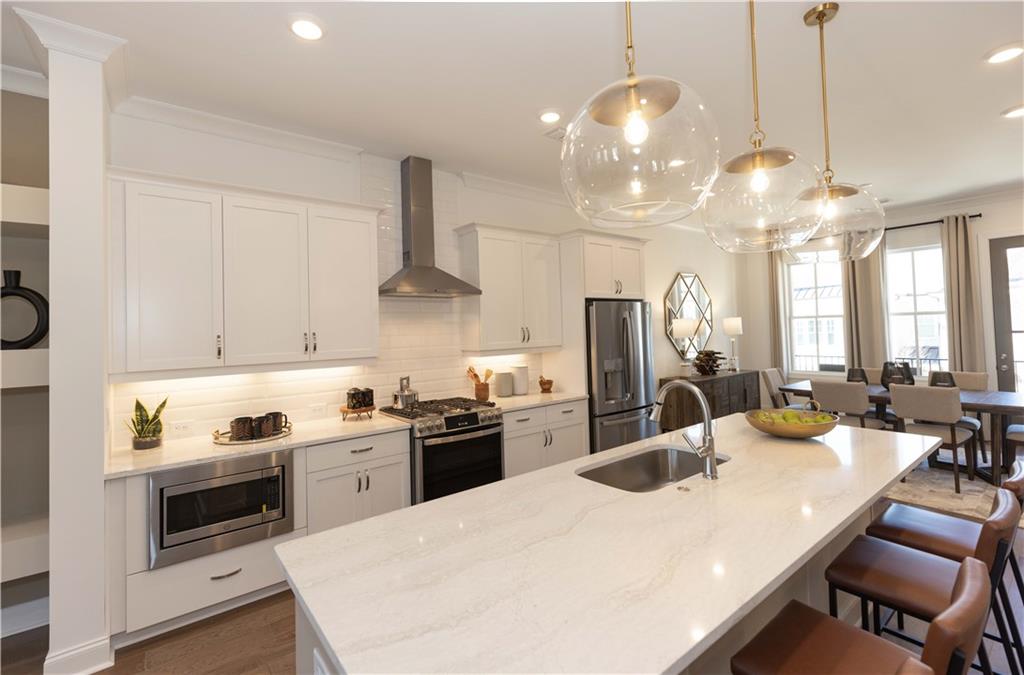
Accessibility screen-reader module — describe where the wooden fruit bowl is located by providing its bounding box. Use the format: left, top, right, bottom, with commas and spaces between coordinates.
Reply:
744, 402, 839, 439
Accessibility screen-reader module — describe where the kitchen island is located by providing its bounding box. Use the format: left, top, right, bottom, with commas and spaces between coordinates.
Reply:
275, 414, 941, 674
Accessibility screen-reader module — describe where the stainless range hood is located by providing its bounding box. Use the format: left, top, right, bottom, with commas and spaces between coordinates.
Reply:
378, 156, 482, 298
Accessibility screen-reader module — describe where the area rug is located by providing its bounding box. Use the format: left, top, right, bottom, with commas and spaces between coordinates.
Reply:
885, 457, 1023, 525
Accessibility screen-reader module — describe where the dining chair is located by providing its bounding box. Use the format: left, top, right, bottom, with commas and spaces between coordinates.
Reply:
890, 384, 976, 493
929, 371, 989, 465
760, 369, 803, 410
847, 367, 868, 383
811, 380, 889, 429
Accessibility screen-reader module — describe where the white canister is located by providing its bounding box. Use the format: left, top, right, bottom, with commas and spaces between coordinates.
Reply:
510, 365, 529, 395
494, 372, 514, 397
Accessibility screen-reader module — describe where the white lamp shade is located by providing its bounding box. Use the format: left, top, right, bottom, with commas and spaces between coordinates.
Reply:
723, 316, 743, 336
672, 318, 699, 338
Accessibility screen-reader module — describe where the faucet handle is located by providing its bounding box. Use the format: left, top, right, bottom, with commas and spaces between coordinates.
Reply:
678, 428, 701, 454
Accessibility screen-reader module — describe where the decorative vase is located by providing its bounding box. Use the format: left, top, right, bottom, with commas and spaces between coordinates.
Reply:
1, 270, 49, 350
132, 436, 162, 451
474, 382, 490, 402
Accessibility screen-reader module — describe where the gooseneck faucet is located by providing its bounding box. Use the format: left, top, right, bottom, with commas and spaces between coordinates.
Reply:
649, 380, 718, 480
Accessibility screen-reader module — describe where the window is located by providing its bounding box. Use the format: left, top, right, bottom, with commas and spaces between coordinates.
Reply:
885, 245, 948, 375
785, 249, 846, 373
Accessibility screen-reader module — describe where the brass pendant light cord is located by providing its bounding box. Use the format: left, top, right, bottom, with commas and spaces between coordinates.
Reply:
817, 14, 833, 183
748, 0, 765, 148
624, 1, 636, 77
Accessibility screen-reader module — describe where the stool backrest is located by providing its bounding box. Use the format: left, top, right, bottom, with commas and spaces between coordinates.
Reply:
864, 367, 883, 385
973, 489, 1021, 571
950, 371, 988, 391
847, 367, 868, 383
929, 371, 958, 388
761, 368, 787, 407
1002, 460, 1024, 506
811, 380, 869, 416
890, 384, 962, 425
920, 557, 991, 675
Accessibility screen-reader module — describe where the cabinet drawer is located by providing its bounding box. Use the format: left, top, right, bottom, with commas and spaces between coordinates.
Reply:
503, 408, 547, 436
306, 430, 409, 473
545, 401, 587, 428
125, 528, 304, 632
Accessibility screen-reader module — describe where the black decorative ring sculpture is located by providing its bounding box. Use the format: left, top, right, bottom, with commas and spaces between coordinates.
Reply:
1, 270, 49, 350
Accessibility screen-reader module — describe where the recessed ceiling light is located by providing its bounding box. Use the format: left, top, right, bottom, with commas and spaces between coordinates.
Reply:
539, 111, 561, 124
1002, 104, 1024, 119
291, 19, 323, 41
985, 43, 1024, 64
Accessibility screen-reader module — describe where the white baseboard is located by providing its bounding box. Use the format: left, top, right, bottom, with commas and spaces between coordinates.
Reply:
43, 635, 113, 675
1, 595, 49, 637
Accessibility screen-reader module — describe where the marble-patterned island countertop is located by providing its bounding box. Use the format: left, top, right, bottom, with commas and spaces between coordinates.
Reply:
105, 414, 410, 479
275, 414, 941, 674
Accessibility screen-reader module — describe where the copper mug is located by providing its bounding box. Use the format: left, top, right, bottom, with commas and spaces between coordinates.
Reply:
230, 416, 253, 441
251, 415, 274, 439
268, 411, 288, 433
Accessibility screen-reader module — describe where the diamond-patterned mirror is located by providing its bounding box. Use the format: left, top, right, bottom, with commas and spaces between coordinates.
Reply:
664, 272, 713, 359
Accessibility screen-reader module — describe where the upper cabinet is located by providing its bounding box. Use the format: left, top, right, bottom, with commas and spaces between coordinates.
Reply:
457, 224, 562, 353
117, 177, 379, 374
581, 234, 645, 299
125, 183, 224, 371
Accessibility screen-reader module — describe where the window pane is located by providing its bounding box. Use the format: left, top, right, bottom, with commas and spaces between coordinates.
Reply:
791, 318, 817, 372
886, 251, 914, 312
817, 261, 844, 316
1008, 247, 1024, 332
818, 318, 845, 370
916, 314, 947, 373
789, 263, 816, 316
914, 248, 945, 312
889, 315, 916, 362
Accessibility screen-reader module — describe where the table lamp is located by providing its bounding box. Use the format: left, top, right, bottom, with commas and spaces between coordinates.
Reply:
672, 318, 699, 373
723, 316, 743, 371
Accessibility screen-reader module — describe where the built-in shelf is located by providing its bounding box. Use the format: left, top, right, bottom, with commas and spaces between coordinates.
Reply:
1, 184, 48, 227
1, 515, 48, 582
1, 349, 49, 389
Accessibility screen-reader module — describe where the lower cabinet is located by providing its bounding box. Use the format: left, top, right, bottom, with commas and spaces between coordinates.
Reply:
503, 401, 588, 478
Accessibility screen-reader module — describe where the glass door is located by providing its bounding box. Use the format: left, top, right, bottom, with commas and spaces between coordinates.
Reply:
991, 235, 1024, 392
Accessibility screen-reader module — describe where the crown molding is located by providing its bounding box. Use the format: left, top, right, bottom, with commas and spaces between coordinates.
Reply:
884, 182, 1024, 222
113, 96, 364, 163
14, 8, 126, 71
459, 172, 568, 208
1, 66, 48, 99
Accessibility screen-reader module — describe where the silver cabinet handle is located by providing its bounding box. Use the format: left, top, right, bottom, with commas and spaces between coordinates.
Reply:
561, 408, 575, 414
548, 429, 554, 446
304, 332, 309, 353
365, 469, 370, 491
216, 334, 222, 359
520, 327, 526, 343
356, 471, 362, 493
312, 331, 317, 353
515, 417, 531, 423
210, 567, 242, 581
526, 327, 531, 342
350, 446, 373, 454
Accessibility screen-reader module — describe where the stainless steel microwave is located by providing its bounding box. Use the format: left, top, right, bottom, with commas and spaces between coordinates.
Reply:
148, 450, 293, 569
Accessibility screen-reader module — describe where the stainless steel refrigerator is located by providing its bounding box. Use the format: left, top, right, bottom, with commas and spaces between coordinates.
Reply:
586, 299, 659, 453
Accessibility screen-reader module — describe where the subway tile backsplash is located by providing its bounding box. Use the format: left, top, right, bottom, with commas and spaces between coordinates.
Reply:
111, 156, 544, 449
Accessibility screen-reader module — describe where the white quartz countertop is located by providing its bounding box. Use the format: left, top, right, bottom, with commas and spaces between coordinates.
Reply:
275, 414, 941, 674
105, 415, 410, 479
492, 391, 588, 413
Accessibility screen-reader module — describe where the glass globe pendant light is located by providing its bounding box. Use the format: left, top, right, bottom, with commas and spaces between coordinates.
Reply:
703, 0, 824, 253
790, 2, 885, 261
560, 1, 719, 229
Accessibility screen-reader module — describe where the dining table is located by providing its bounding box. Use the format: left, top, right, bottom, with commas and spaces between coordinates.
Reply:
779, 379, 1024, 485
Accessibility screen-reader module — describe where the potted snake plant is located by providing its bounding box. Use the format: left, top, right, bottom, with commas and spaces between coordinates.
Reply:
126, 397, 168, 451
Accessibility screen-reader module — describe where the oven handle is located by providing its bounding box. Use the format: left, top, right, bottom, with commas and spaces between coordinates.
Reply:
422, 425, 503, 446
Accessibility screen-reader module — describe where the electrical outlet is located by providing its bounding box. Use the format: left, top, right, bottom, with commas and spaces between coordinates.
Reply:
310, 403, 328, 418
171, 420, 194, 436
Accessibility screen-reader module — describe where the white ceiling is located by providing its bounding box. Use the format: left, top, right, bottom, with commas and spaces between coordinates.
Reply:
3, 1, 1022, 207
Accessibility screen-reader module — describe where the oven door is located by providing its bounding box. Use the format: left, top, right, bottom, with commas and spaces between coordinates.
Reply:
414, 424, 503, 503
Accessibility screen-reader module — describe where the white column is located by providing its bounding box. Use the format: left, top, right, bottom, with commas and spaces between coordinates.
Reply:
13, 10, 125, 674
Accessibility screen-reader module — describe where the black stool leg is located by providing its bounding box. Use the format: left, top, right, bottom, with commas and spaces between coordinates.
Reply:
828, 584, 837, 618
873, 602, 882, 636
1010, 554, 1024, 605
897, 610, 905, 630
991, 594, 1021, 675
861, 597, 870, 631
998, 581, 1024, 669
979, 643, 994, 675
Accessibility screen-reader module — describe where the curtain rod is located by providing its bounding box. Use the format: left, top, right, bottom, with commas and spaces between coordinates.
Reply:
885, 212, 982, 232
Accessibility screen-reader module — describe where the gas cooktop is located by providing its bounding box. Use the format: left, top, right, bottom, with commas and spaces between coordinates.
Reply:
380, 397, 501, 437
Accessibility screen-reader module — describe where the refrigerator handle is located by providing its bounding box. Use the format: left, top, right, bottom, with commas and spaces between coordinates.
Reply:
598, 408, 652, 427
622, 311, 634, 401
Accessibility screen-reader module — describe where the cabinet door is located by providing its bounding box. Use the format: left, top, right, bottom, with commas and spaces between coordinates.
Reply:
125, 183, 224, 371
520, 237, 562, 348
306, 465, 361, 535
613, 242, 644, 298
477, 232, 525, 350
503, 430, 545, 478
223, 197, 309, 365
545, 423, 587, 468
308, 207, 378, 360
583, 238, 616, 297
362, 455, 410, 519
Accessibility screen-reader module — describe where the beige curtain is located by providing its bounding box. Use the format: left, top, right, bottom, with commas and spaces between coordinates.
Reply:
941, 214, 985, 371
842, 234, 889, 368
767, 251, 786, 374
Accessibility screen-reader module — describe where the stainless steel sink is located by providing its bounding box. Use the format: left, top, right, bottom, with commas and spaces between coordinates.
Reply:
576, 446, 730, 493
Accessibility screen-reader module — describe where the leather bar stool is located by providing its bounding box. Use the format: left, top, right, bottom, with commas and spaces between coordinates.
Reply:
731, 557, 990, 675
825, 489, 1021, 675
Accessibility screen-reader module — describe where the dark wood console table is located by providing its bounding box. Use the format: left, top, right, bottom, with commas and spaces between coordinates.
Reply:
657, 370, 761, 431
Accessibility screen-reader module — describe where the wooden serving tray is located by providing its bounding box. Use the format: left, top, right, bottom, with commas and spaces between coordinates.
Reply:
339, 405, 375, 421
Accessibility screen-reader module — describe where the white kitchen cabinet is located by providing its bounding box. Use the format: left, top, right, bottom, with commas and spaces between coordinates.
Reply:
306, 464, 362, 534
125, 183, 224, 371
502, 401, 588, 477
307, 206, 379, 360
545, 422, 588, 467
306, 445, 411, 535
362, 455, 409, 519
581, 234, 645, 299
503, 430, 546, 478
223, 196, 310, 365
457, 224, 561, 352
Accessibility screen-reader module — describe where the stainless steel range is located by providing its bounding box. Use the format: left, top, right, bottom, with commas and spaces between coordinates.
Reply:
380, 397, 503, 504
